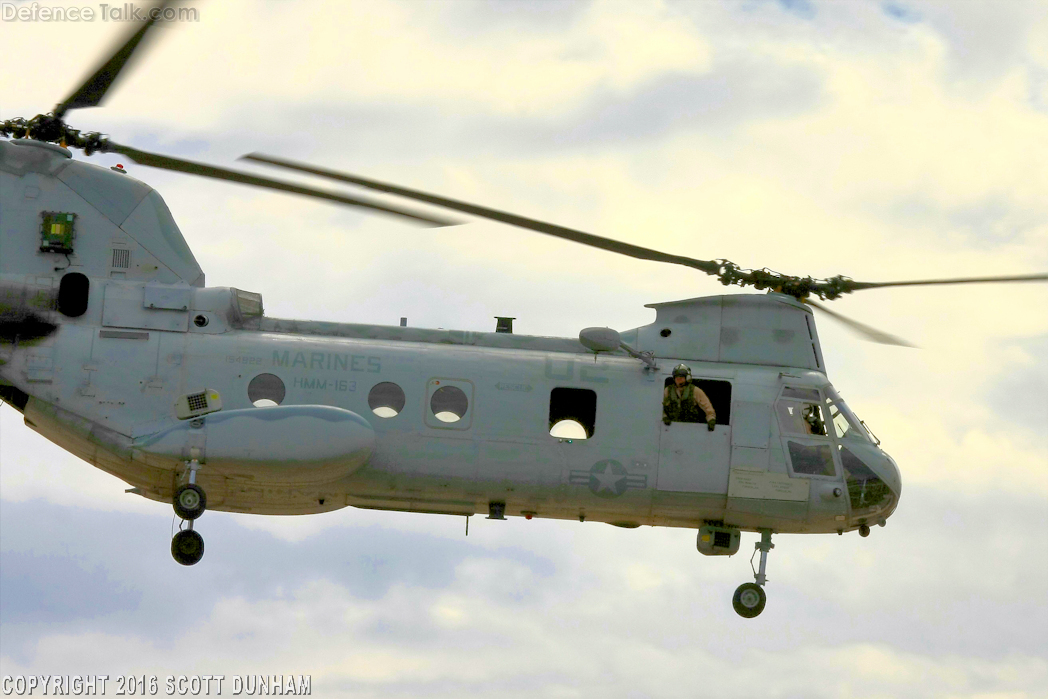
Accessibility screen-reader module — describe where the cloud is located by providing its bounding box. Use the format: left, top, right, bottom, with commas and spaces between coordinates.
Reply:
1, 0, 713, 128
985, 334, 1048, 436
2, 493, 1045, 696
775, 0, 817, 20
906, 0, 1048, 88
2, 1, 1047, 696
488, 59, 825, 150
433, 0, 595, 34
0, 551, 141, 625
873, 195, 1047, 251
882, 2, 922, 24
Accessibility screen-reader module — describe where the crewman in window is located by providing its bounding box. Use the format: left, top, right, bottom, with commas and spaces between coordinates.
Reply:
663, 364, 716, 431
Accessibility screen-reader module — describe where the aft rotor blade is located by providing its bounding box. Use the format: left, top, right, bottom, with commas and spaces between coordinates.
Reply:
54, 0, 174, 119
241, 152, 722, 274
842, 273, 1048, 293
803, 299, 914, 347
108, 143, 458, 227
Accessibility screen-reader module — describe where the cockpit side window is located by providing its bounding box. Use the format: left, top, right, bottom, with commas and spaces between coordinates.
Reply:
778, 386, 836, 478
786, 441, 836, 477
777, 403, 806, 434
781, 387, 820, 402
840, 446, 894, 516
827, 400, 852, 439
776, 387, 826, 436
823, 387, 871, 443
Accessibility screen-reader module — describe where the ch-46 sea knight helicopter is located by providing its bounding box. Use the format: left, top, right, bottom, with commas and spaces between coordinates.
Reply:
2, 6, 1045, 619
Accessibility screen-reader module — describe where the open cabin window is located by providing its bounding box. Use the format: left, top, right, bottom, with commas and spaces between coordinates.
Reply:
661, 377, 732, 425
549, 387, 596, 439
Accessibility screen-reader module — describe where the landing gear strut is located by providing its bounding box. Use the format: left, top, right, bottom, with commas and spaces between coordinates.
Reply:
733, 529, 773, 618
171, 459, 206, 566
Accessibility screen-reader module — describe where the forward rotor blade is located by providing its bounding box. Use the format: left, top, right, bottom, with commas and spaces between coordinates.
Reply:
241, 152, 722, 274
843, 273, 1048, 292
241, 155, 1048, 299
54, 0, 174, 119
803, 298, 914, 347
108, 143, 458, 227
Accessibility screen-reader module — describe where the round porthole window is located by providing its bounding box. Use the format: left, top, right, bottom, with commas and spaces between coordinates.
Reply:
248, 373, 285, 407
430, 385, 468, 423
368, 382, 406, 418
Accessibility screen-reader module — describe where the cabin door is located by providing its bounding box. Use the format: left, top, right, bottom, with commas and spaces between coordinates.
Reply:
656, 420, 731, 494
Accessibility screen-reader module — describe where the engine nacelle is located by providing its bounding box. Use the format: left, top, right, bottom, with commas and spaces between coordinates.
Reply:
134, 405, 375, 486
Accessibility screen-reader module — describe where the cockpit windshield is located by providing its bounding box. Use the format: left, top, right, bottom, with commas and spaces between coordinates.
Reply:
824, 386, 871, 443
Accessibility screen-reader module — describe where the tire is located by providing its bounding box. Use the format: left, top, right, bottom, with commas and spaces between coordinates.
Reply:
732, 582, 766, 618
173, 484, 206, 520
171, 530, 205, 566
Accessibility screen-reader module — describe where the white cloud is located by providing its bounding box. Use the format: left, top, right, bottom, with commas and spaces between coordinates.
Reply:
3, 552, 1046, 697
2, 0, 1047, 696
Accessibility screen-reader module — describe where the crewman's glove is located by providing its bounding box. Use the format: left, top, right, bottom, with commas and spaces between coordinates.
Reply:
707, 418, 716, 431
663, 417, 672, 426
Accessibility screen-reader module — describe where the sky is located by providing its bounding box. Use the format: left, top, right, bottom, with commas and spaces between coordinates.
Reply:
1, 0, 1047, 696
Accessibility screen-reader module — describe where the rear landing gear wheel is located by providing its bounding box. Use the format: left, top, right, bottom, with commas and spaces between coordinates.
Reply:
858, 524, 871, 537
171, 529, 204, 566
173, 484, 206, 520
732, 583, 766, 618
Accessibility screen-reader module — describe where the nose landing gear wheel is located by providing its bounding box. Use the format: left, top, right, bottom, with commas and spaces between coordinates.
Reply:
171, 529, 204, 566
731, 529, 774, 618
173, 484, 206, 520
732, 582, 766, 618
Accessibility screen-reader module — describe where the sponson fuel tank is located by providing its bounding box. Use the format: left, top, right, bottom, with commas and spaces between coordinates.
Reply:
133, 405, 375, 486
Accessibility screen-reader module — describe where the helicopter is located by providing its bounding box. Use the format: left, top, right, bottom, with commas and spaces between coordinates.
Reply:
1, 4, 1045, 620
